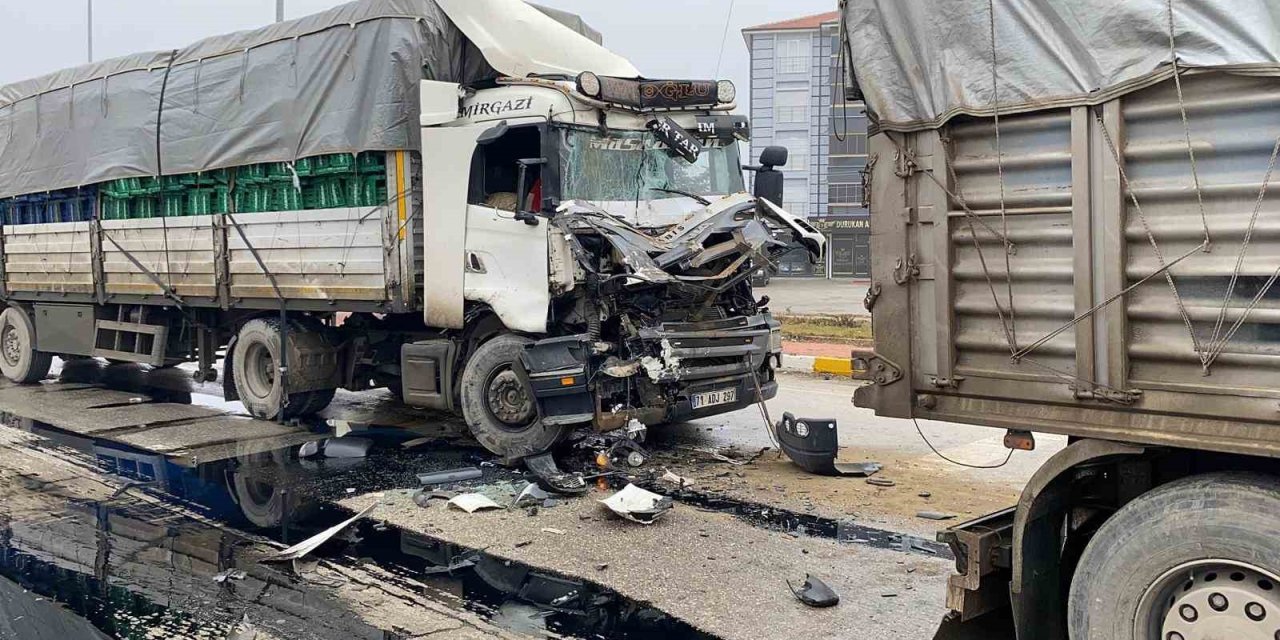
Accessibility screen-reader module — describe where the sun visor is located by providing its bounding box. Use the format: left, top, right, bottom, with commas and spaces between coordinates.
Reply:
436, 0, 639, 79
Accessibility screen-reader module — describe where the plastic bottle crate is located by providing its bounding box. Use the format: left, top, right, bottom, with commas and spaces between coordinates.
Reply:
266, 185, 301, 211
162, 194, 187, 217
314, 154, 356, 176
189, 187, 230, 215
357, 152, 386, 175
235, 164, 271, 186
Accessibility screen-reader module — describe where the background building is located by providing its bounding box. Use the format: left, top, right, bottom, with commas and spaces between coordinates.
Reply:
743, 12, 870, 278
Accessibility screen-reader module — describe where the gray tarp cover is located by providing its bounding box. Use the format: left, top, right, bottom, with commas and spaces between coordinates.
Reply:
0, 0, 598, 199
842, 0, 1280, 132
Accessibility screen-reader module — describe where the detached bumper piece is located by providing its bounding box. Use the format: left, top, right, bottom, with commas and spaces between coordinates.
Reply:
519, 335, 594, 427
775, 412, 882, 477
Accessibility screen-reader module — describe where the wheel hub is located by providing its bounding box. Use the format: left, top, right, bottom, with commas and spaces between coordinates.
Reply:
486, 369, 535, 428
1, 324, 20, 367
1141, 561, 1280, 640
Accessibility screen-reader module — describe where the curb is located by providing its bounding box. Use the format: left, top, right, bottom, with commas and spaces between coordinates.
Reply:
780, 354, 852, 376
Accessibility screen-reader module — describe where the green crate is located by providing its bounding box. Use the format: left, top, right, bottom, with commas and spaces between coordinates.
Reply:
188, 186, 231, 215
130, 197, 158, 219
235, 164, 270, 186
315, 154, 356, 176
234, 187, 271, 214
357, 152, 386, 175
267, 185, 302, 211
102, 197, 128, 220
162, 194, 187, 217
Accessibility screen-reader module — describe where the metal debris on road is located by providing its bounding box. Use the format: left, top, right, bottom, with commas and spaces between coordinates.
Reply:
212, 569, 247, 583
787, 574, 840, 608
412, 489, 455, 509
524, 452, 589, 495
658, 470, 695, 490
416, 467, 483, 486
866, 477, 896, 487
916, 511, 956, 521
685, 445, 768, 466
264, 503, 378, 562
300, 436, 374, 459
599, 484, 674, 524
541, 527, 566, 535
447, 493, 503, 513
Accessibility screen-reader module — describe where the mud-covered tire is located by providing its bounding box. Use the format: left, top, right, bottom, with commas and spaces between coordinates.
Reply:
459, 334, 568, 459
231, 318, 336, 420
1068, 472, 1280, 640
0, 306, 52, 384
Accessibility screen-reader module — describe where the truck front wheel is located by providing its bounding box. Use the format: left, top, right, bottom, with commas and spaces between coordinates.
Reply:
0, 306, 52, 384
1068, 472, 1280, 640
459, 334, 568, 459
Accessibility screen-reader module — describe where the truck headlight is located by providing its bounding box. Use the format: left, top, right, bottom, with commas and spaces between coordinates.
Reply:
769, 327, 783, 354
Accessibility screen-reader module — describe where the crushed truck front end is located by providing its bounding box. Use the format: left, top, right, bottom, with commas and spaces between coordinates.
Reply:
522, 192, 817, 433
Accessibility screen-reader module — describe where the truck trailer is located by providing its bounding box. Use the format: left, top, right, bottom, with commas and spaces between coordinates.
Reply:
841, 0, 1280, 638
0, 0, 823, 460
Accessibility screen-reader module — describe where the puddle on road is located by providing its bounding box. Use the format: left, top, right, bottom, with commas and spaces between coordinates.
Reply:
0, 411, 711, 640
0, 370, 952, 639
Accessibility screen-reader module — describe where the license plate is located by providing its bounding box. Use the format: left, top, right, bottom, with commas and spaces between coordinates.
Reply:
691, 388, 738, 410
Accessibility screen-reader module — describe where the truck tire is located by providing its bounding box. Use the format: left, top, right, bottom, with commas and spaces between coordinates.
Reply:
0, 306, 52, 384
459, 334, 568, 459
231, 318, 334, 420
1068, 472, 1280, 640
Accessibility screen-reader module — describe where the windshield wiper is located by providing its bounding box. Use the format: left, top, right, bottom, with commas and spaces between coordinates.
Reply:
650, 187, 712, 206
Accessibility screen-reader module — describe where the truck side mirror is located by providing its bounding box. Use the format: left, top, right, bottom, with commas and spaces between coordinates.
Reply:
746, 145, 789, 207
515, 157, 547, 226
759, 145, 788, 169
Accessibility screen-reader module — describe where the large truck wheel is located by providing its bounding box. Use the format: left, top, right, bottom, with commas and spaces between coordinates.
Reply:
459, 334, 568, 459
231, 318, 334, 420
1068, 472, 1280, 640
0, 306, 52, 384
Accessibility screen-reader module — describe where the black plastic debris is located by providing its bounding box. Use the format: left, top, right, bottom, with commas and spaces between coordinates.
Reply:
524, 452, 589, 495
787, 574, 840, 608
416, 467, 483, 486
775, 412, 882, 477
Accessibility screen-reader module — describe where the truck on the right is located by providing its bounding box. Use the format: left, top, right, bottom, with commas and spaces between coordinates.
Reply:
839, 1, 1280, 638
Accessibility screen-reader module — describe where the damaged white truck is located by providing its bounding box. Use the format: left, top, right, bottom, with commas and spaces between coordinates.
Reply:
0, 0, 823, 458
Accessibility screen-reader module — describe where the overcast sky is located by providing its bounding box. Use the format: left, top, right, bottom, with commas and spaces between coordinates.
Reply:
0, 0, 837, 108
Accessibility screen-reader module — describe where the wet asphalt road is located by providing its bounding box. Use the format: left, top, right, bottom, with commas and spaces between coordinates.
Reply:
0, 362, 1047, 639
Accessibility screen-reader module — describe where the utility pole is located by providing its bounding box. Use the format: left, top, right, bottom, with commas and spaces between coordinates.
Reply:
276, 0, 285, 22
87, 0, 94, 63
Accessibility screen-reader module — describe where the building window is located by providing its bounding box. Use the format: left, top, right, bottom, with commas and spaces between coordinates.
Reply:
775, 90, 809, 125
830, 182, 865, 207
830, 132, 867, 156
777, 36, 810, 75
774, 131, 809, 172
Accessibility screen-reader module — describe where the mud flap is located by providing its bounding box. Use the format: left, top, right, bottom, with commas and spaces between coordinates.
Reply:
223, 335, 239, 402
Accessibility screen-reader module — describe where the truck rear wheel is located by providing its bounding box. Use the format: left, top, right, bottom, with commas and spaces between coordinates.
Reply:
231, 318, 334, 420
459, 334, 568, 459
0, 306, 52, 384
1068, 472, 1280, 640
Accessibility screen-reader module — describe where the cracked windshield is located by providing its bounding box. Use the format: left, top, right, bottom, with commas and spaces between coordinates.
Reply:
559, 128, 745, 205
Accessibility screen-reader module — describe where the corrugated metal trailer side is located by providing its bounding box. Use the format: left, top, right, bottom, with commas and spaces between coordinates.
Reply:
0, 151, 423, 314
857, 71, 1280, 459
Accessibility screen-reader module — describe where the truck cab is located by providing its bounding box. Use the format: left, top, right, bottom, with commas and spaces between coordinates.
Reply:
403, 70, 824, 459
